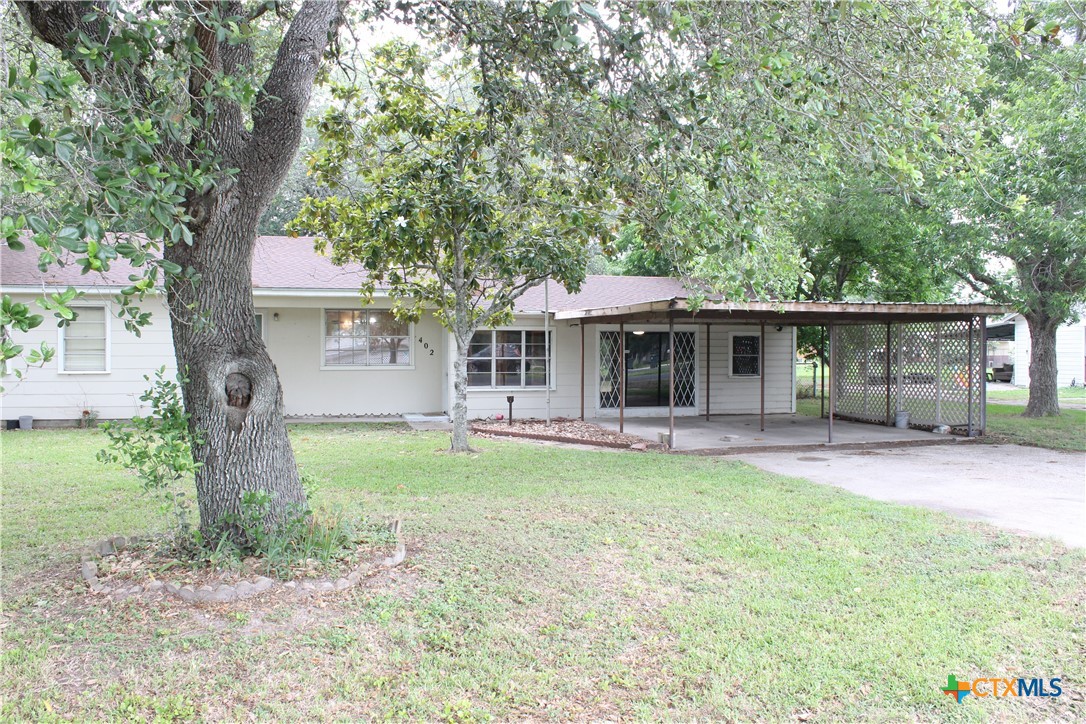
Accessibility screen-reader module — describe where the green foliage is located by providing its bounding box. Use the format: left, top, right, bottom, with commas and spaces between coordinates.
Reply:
406, 2, 987, 299
0, 293, 52, 387
294, 41, 613, 332
943, 6, 1086, 322
793, 183, 955, 303
98, 367, 203, 539
220, 492, 364, 579
609, 223, 677, 277
0, 2, 289, 346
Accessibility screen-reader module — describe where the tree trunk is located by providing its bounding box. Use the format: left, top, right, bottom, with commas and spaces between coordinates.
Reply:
1023, 312, 1061, 417
450, 332, 472, 452
166, 201, 306, 540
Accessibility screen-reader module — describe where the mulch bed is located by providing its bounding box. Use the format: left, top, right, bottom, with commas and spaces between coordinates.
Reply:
471, 417, 665, 451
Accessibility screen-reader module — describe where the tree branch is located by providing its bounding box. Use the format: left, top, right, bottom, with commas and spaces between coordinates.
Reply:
242, 0, 343, 206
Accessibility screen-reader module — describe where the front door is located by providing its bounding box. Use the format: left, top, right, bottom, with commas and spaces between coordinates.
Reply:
599, 330, 696, 408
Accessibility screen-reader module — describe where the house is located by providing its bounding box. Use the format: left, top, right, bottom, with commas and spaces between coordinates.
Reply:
986, 312, 1086, 388
2, 236, 1002, 439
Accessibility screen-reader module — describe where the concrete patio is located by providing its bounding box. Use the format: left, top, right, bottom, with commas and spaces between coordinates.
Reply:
591, 413, 947, 453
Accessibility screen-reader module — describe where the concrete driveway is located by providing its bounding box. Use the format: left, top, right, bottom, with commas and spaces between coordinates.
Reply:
738, 444, 1086, 548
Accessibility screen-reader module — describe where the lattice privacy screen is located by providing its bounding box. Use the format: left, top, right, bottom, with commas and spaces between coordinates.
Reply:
598, 330, 697, 409
672, 332, 697, 407
833, 318, 985, 432
599, 331, 622, 409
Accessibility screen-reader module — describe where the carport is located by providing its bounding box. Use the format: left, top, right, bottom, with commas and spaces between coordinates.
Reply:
557, 299, 1006, 448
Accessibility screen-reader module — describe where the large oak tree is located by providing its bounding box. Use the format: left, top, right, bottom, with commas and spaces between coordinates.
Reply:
4, 0, 346, 537
944, 5, 1085, 416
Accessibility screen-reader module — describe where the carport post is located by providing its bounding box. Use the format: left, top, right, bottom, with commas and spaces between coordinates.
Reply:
828, 323, 835, 443
760, 320, 766, 432
619, 322, 625, 433
579, 323, 585, 421
668, 316, 676, 448
980, 318, 988, 434
967, 316, 975, 437
705, 323, 711, 421
820, 325, 826, 418
885, 323, 892, 426
935, 322, 943, 426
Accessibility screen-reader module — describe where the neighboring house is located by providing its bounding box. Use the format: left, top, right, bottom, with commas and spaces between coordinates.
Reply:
987, 311, 1086, 387
2, 236, 1002, 435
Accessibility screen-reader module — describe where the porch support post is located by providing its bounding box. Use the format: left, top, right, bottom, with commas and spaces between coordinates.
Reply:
820, 325, 826, 418
828, 323, 835, 443
885, 323, 892, 426
619, 322, 625, 433
669, 316, 676, 448
760, 320, 766, 432
705, 323, 711, 421
980, 316, 988, 435
579, 323, 585, 421
967, 316, 975, 437
935, 322, 943, 426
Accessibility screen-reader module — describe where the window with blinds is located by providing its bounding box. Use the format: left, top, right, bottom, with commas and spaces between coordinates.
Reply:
60, 306, 109, 372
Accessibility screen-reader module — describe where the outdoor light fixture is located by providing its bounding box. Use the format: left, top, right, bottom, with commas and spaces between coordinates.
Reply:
273, 312, 279, 321
775, 325, 783, 332
506, 395, 515, 425
632, 330, 645, 335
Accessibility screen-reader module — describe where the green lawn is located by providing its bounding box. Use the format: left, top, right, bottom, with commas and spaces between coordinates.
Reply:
2, 426, 1083, 721
986, 386, 1086, 405
794, 396, 1085, 451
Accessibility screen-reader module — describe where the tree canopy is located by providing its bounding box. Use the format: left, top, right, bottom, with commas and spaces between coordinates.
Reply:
293, 41, 614, 450
941, 5, 1085, 415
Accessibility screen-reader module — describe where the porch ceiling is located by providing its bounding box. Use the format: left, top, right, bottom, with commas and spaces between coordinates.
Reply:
554, 298, 1008, 325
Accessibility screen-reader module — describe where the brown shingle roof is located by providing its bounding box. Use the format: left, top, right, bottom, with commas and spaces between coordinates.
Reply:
1, 236, 691, 311
0, 236, 367, 290
514, 277, 690, 313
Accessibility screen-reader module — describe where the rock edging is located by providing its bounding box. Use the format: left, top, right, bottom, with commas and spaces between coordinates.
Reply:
81, 523, 408, 604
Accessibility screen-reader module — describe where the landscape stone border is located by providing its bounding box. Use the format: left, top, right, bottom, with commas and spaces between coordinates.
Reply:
80, 524, 407, 604
470, 424, 664, 451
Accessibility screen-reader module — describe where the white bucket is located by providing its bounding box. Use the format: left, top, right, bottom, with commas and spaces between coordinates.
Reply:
894, 411, 909, 429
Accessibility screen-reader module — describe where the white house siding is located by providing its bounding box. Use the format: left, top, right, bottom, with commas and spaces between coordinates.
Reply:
1012, 316, 1086, 387
0, 291, 176, 421
3, 291, 798, 423
460, 316, 587, 419
260, 296, 446, 416
462, 320, 796, 420
699, 323, 796, 415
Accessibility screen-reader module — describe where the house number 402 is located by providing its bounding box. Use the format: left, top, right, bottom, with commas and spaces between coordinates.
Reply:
418, 337, 435, 356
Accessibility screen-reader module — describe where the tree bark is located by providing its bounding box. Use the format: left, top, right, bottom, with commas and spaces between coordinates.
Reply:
168, 0, 342, 538
18, 0, 344, 541
166, 200, 307, 539
450, 332, 471, 452
1023, 312, 1061, 417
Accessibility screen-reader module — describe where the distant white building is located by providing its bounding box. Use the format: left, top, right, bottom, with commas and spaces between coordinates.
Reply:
988, 310, 1086, 387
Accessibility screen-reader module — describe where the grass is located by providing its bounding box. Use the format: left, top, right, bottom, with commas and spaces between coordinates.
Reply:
986, 386, 1086, 405
795, 393, 1085, 452
983, 405, 1086, 451
2, 426, 1084, 721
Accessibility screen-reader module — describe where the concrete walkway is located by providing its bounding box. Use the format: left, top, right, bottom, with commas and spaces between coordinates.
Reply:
592, 414, 937, 452
738, 444, 1086, 548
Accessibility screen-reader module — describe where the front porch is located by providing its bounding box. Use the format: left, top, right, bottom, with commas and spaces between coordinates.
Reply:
591, 413, 940, 453
559, 298, 1006, 447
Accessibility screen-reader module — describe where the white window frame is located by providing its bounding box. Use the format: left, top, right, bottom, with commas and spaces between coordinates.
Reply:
728, 330, 762, 378
319, 308, 415, 370
254, 309, 268, 341
467, 328, 555, 390
58, 303, 111, 374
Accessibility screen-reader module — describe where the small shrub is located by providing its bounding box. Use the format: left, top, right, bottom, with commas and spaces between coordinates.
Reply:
220, 492, 363, 578
99, 368, 372, 577
98, 367, 203, 541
